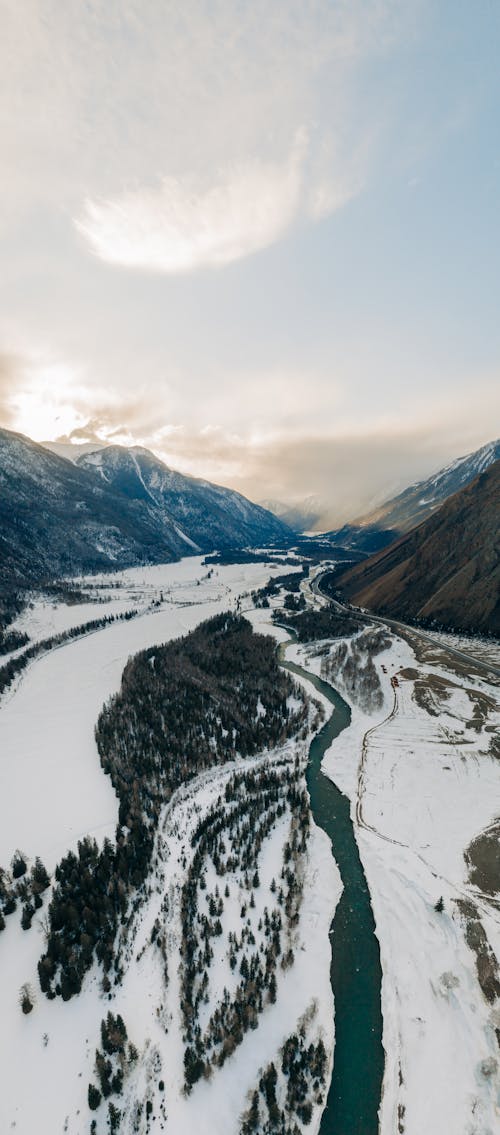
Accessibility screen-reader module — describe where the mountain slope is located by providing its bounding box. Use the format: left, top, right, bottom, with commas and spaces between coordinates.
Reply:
0, 429, 188, 595
335, 460, 500, 633
354, 438, 500, 534
77, 445, 290, 551
0, 430, 290, 600
259, 496, 323, 533
314, 523, 395, 555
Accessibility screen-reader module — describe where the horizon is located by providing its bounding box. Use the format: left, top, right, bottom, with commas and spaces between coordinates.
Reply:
1, 2, 499, 524
2, 420, 497, 533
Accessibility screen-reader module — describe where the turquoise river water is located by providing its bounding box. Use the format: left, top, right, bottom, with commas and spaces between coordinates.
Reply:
280, 643, 384, 1135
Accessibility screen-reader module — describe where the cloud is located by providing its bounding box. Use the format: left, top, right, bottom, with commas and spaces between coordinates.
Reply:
2, 346, 496, 532
134, 416, 499, 527
76, 136, 309, 272
2, 342, 497, 527
0, 350, 162, 444
0, 352, 22, 426
32, 0, 403, 273
1, 1, 398, 226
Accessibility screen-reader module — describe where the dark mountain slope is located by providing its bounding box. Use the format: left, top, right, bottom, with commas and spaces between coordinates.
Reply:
0, 429, 291, 606
0, 428, 187, 595
77, 445, 290, 551
335, 461, 500, 633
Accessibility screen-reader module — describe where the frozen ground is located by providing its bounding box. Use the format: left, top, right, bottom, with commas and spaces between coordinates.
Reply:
0, 558, 298, 869
420, 628, 500, 671
0, 740, 339, 1135
295, 622, 500, 1135
2, 553, 499, 1134
0, 556, 341, 1135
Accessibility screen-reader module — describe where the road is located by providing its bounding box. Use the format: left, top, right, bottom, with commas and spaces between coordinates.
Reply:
310, 569, 500, 681
306, 566, 500, 924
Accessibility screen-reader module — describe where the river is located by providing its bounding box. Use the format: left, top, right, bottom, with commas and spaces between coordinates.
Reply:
280, 641, 384, 1135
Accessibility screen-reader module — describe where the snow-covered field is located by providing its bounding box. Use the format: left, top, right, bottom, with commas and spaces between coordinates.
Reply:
110, 744, 338, 1135
2, 553, 499, 1135
420, 628, 500, 671
0, 557, 341, 1135
295, 624, 500, 1135
0, 558, 297, 869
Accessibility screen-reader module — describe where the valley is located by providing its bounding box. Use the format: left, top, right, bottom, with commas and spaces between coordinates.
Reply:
3, 9, 499, 1133
0, 554, 498, 1134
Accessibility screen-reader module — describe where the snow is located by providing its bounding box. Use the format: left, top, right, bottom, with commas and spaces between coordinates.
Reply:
2, 550, 498, 1134
419, 629, 500, 672
0, 557, 291, 869
297, 623, 500, 1135
111, 741, 339, 1135
0, 556, 340, 1135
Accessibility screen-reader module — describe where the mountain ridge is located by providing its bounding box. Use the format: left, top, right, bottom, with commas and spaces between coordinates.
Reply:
315, 438, 500, 552
334, 460, 500, 633
352, 438, 500, 534
76, 445, 289, 552
0, 428, 290, 603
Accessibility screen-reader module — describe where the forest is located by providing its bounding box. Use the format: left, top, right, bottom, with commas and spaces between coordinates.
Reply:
180, 757, 310, 1089
37, 614, 307, 1001
275, 606, 362, 642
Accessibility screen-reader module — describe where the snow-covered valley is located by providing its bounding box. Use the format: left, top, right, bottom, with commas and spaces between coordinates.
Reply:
0, 558, 292, 869
0, 558, 338, 1135
0, 555, 499, 1135
295, 619, 500, 1135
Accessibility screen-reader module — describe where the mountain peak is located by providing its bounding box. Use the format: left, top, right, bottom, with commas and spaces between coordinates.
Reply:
354, 438, 500, 534
336, 459, 500, 633
0, 427, 290, 600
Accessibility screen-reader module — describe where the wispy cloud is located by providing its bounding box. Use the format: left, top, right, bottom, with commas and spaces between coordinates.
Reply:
56, 0, 406, 273
76, 135, 310, 272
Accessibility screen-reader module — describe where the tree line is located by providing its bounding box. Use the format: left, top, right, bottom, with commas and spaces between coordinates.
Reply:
37, 614, 307, 1001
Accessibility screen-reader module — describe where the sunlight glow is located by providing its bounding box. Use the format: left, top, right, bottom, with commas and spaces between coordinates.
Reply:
10, 364, 86, 441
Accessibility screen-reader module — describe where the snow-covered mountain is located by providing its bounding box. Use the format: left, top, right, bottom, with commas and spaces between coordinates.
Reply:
354, 438, 500, 534
336, 459, 500, 633
0, 429, 290, 599
259, 495, 324, 533
76, 445, 290, 552
317, 438, 500, 553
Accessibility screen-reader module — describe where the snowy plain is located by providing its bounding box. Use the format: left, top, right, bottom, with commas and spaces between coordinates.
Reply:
294, 622, 500, 1135
2, 552, 499, 1134
0, 558, 293, 869
0, 557, 340, 1135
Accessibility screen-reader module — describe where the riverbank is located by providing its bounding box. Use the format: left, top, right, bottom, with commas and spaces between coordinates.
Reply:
292, 627, 500, 1135
279, 642, 384, 1135
0, 559, 340, 1135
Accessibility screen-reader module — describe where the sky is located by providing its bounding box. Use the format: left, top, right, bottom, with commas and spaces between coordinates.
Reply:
1, 0, 499, 525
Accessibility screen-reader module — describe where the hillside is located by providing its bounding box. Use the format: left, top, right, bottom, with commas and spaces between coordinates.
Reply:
77, 445, 289, 552
319, 438, 499, 552
259, 495, 323, 533
353, 438, 500, 535
0, 429, 290, 605
334, 460, 500, 633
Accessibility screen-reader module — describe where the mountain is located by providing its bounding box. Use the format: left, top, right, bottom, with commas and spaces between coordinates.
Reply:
76, 445, 290, 552
313, 523, 395, 555
0, 429, 188, 596
0, 429, 290, 600
43, 439, 105, 462
353, 438, 500, 535
317, 438, 500, 554
334, 460, 500, 633
259, 495, 323, 533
